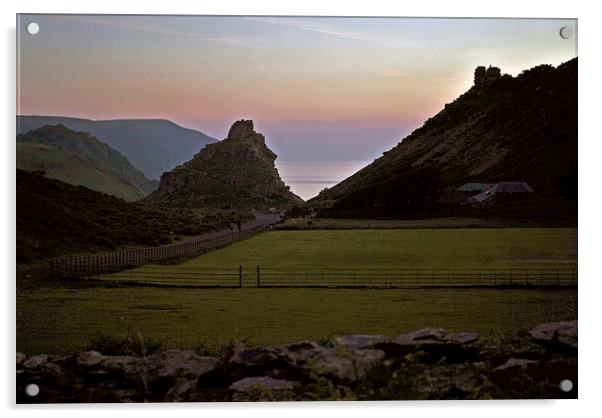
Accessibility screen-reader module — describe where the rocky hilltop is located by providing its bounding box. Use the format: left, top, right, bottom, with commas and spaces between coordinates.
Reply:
16, 321, 577, 402
146, 120, 302, 209
310, 59, 577, 221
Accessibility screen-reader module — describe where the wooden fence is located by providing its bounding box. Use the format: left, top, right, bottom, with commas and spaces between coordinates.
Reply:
94, 266, 578, 289
48, 223, 270, 278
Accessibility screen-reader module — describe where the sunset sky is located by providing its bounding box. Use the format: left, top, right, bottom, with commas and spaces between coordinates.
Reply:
17, 15, 577, 164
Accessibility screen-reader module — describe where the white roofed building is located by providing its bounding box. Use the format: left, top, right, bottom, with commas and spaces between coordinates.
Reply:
456, 181, 534, 203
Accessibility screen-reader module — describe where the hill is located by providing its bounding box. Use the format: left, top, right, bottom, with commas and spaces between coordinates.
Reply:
17, 125, 157, 201
146, 120, 302, 209
309, 58, 577, 221
17, 116, 217, 179
16, 170, 252, 263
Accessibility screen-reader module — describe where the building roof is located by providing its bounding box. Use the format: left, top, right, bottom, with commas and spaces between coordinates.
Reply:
457, 183, 497, 193
465, 181, 534, 203
468, 185, 499, 203
496, 182, 534, 193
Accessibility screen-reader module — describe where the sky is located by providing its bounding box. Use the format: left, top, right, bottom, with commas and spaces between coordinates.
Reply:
17, 15, 577, 199
17, 15, 577, 161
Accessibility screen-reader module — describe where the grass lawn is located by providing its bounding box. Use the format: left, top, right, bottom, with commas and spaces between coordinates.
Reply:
276, 217, 511, 229
17, 227, 577, 354
17, 281, 576, 355
147, 228, 577, 271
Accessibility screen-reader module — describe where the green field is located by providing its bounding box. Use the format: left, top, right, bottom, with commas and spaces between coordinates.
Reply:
143, 228, 578, 270
17, 282, 576, 355
17, 227, 577, 354
276, 217, 514, 229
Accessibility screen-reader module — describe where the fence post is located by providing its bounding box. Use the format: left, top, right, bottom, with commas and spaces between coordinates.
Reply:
256, 265, 261, 288
239, 265, 243, 288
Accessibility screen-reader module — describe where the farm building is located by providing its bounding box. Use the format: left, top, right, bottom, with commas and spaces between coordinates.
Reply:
495, 182, 534, 193
457, 183, 497, 193
457, 181, 533, 203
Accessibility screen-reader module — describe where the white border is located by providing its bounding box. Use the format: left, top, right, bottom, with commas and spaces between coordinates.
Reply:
2, 1, 601, 417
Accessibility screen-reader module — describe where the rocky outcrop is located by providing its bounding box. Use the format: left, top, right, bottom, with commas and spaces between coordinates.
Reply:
16, 321, 577, 402
474, 65, 502, 86
145, 120, 302, 210
227, 120, 256, 140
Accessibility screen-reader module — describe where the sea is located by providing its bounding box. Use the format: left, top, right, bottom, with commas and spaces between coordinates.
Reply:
275, 160, 371, 201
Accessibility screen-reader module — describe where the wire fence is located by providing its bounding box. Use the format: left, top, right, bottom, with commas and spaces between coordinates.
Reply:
48, 220, 274, 278
97, 267, 244, 287
94, 266, 577, 289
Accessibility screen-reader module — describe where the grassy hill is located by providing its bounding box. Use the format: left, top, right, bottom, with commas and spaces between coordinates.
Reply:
17, 116, 216, 179
17, 125, 157, 201
310, 59, 577, 221
16, 170, 250, 263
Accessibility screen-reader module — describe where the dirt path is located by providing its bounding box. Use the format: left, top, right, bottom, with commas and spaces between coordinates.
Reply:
179, 211, 281, 244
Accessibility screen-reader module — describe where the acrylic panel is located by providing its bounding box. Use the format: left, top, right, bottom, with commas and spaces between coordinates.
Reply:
16, 14, 578, 403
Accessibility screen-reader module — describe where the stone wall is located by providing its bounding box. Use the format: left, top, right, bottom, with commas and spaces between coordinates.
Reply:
16, 321, 577, 402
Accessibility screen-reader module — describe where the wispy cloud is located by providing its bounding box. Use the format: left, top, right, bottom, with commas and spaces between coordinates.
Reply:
65, 16, 267, 49
64, 15, 419, 50
245, 16, 420, 49
245, 17, 373, 42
